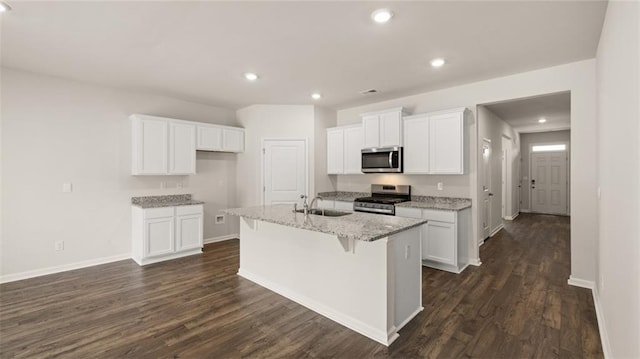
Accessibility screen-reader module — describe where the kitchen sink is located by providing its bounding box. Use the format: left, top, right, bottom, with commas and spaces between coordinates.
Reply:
295, 208, 352, 217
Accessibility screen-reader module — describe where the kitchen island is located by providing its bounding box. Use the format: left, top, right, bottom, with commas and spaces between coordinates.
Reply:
223, 204, 428, 346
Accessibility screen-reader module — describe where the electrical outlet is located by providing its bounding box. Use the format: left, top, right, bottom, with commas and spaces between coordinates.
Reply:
160, 182, 166, 189
54, 240, 64, 251
600, 274, 605, 291
215, 215, 225, 224
437, 182, 444, 191
62, 182, 72, 193
405, 245, 410, 259
177, 182, 183, 189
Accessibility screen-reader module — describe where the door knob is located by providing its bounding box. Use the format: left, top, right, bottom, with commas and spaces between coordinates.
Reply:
489, 193, 494, 197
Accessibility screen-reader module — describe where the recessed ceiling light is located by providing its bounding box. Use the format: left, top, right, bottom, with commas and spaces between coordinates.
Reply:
371, 9, 393, 24
538, 118, 547, 123
311, 93, 322, 100
244, 73, 258, 81
430, 58, 446, 68
0, 2, 12, 12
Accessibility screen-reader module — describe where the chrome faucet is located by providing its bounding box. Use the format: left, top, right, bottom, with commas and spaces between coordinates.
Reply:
308, 195, 323, 212
300, 194, 309, 215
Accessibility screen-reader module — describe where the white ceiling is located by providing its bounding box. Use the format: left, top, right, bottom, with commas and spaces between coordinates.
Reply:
484, 92, 571, 133
0, 1, 607, 110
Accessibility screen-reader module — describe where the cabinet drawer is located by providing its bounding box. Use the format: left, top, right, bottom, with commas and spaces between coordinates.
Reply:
395, 207, 422, 219
144, 207, 174, 219
422, 209, 456, 223
176, 204, 203, 216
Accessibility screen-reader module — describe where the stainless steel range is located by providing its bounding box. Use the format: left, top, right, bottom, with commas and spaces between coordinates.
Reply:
353, 184, 411, 216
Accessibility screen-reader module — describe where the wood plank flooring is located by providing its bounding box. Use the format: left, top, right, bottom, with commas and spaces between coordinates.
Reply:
0, 213, 603, 358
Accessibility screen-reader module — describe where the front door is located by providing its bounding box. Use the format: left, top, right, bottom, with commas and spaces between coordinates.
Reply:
530, 151, 568, 215
481, 139, 492, 241
263, 139, 307, 205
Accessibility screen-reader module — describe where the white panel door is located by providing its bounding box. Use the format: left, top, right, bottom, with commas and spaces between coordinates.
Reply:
481, 139, 492, 241
144, 217, 174, 257
343, 126, 363, 174
263, 140, 307, 205
222, 128, 244, 152
197, 125, 223, 151
531, 151, 568, 215
326, 129, 344, 174
429, 112, 463, 174
176, 214, 203, 251
403, 116, 429, 174
137, 117, 168, 174
362, 115, 380, 148
379, 111, 402, 147
169, 122, 196, 174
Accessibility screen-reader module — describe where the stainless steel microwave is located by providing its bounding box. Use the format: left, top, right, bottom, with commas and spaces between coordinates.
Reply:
361, 147, 403, 173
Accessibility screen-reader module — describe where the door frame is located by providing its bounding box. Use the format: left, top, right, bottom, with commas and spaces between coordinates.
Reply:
260, 138, 309, 205
528, 140, 570, 215
479, 138, 492, 245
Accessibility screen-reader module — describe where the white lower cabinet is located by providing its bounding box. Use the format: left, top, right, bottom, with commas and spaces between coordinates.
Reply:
395, 206, 470, 273
132, 204, 203, 265
315, 199, 354, 212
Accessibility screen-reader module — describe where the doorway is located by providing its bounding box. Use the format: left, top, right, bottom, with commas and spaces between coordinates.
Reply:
529, 144, 569, 215
480, 138, 492, 243
262, 139, 308, 205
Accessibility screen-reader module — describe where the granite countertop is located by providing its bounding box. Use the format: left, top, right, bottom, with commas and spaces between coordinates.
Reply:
223, 204, 427, 242
317, 191, 368, 202
131, 194, 205, 209
396, 196, 472, 211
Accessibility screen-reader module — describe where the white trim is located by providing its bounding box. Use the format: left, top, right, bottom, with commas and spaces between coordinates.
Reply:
395, 306, 424, 332
204, 234, 238, 244
0, 253, 131, 284
468, 258, 482, 266
261, 138, 309, 205
592, 286, 612, 359
478, 238, 485, 246
567, 275, 595, 289
238, 268, 397, 346
520, 208, 531, 213
490, 224, 504, 237
132, 249, 202, 266
505, 212, 520, 220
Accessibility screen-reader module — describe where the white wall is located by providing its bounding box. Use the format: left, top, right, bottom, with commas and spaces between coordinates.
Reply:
0, 68, 240, 280
477, 106, 520, 233
313, 106, 338, 194
519, 130, 571, 212
595, 0, 640, 357
336, 59, 597, 282
235, 105, 315, 207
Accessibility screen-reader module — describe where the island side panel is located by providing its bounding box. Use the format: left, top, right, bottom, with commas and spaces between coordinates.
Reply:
237, 218, 392, 345
387, 226, 423, 332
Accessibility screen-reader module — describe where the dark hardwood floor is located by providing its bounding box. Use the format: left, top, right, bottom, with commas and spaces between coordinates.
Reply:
0, 213, 603, 358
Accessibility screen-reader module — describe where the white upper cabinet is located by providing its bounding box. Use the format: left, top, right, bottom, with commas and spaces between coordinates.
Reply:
361, 108, 404, 148
402, 108, 467, 175
197, 125, 223, 151
132, 115, 169, 175
222, 127, 244, 152
326, 125, 363, 175
197, 124, 244, 153
132, 114, 244, 175
169, 122, 196, 175
403, 114, 430, 174
429, 109, 465, 174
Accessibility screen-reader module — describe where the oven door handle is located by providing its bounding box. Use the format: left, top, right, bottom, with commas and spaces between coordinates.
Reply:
388, 152, 393, 168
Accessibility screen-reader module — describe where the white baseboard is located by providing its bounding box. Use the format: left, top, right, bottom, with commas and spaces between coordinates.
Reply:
468, 258, 482, 266
567, 275, 595, 289
478, 238, 485, 247
0, 253, 131, 284
592, 286, 612, 359
505, 212, 520, 220
520, 209, 531, 213
204, 233, 239, 244
490, 224, 504, 237
238, 268, 395, 346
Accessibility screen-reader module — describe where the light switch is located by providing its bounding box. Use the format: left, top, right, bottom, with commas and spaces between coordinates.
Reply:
437, 182, 444, 191
62, 183, 72, 193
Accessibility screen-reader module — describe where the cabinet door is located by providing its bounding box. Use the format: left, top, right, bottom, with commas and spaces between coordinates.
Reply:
134, 117, 168, 174
176, 213, 203, 251
362, 115, 380, 148
144, 216, 174, 257
197, 125, 222, 151
403, 116, 429, 174
327, 129, 344, 174
169, 122, 196, 174
379, 111, 402, 147
429, 112, 463, 174
343, 126, 363, 174
423, 221, 456, 265
222, 128, 244, 152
